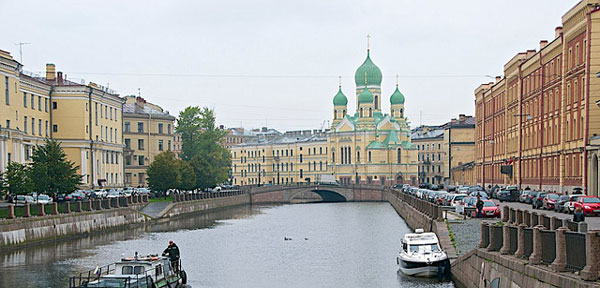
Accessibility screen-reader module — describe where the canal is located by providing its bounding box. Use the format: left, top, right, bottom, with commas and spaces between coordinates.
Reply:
0, 202, 454, 288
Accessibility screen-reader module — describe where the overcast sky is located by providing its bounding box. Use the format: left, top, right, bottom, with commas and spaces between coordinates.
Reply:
0, 0, 579, 131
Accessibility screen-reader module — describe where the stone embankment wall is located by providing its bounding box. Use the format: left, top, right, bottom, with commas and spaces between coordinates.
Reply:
161, 194, 250, 218
0, 208, 147, 250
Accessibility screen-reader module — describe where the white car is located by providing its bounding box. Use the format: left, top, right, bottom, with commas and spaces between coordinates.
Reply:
563, 195, 585, 213
106, 190, 120, 199
135, 188, 150, 195
35, 194, 53, 204
94, 189, 107, 198
123, 187, 134, 197
14, 195, 35, 204
450, 193, 469, 207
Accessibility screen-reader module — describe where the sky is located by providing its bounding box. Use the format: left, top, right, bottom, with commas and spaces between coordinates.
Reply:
0, 0, 580, 132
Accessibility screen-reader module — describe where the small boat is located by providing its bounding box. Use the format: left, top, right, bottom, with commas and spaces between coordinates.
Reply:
69, 252, 188, 287
396, 228, 448, 277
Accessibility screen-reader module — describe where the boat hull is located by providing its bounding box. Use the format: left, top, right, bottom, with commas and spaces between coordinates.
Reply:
397, 257, 447, 277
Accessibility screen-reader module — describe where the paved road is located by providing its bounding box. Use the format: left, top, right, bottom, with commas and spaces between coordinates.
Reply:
496, 200, 600, 230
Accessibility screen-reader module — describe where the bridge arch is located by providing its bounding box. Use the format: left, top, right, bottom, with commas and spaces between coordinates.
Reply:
288, 187, 349, 202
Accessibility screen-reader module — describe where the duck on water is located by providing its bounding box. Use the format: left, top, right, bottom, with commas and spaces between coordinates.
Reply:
396, 228, 450, 278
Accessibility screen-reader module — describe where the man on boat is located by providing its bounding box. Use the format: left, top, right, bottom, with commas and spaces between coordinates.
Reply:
163, 240, 180, 271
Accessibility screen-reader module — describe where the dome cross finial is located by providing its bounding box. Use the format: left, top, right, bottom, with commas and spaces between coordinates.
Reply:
338, 76, 342, 88
366, 34, 371, 51
396, 74, 399, 87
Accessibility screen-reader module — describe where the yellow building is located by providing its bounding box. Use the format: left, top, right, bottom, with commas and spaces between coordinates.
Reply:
411, 126, 445, 186
328, 48, 418, 185
0, 50, 124, 188
230, 130, 328, 185
123, 96, 176, 187
444, 115, 476, 186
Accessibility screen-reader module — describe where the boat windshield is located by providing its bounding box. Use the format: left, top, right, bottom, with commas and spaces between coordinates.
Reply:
122, 265, 145, 275
409, 243, 441, 253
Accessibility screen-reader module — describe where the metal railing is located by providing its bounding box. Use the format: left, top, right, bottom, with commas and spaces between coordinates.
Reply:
509, 226, 518, 254
540, 230, 556, 265
523, 228, 533, 258
565, 231, 586, 272
172, 190, 245, 202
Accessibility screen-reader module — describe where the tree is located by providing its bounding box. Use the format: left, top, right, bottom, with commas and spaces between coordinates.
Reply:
177, 160, 196, 191
176, 106, 202, 161
147, 151, 180, 196
30, 139, 81, 196
0, 162, 32, 196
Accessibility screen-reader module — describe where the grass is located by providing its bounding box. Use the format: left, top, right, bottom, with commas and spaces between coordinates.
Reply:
446, 219, 459, 253
149, 196, 173, 203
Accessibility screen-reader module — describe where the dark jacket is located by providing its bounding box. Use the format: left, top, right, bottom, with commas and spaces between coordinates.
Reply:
573, 211, 585, 223
163, 243, 180, 260
476, 199, 484, 211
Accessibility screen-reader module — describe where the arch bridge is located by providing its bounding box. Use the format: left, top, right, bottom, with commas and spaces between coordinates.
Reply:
245, 184, 389, 204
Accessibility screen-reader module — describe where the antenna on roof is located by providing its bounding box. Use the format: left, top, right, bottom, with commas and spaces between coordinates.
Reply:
13, 42, 31, 64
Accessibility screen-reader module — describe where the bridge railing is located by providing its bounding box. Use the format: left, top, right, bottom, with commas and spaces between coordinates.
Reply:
478, 220, 600, 279
245, 183, 387, 194
171, 190, 245, 202
389, 188, 439, 220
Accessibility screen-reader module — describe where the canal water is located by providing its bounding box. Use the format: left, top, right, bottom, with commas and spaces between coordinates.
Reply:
0, 202, 454, 288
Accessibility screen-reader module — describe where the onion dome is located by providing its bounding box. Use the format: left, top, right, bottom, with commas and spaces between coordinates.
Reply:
354, 50, 382, 86
358, 86, 374, 103
390, 85, 405, 105
333, 87, 348, 106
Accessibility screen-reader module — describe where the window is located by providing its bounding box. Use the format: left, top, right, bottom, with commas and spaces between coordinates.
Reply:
52, 124, 58, 132
167, 124, 171, 134
397, 149, 401, 163
125, 156, 131, 165
138, 155, 145, 166
24, 116, 28, 133
158, 123, 163, 134
45, 121, 48, 136
105, 106, 107, 118
299, 154, 303, 163
125, 139, 131, 148
5, 76, 9, 105
31, 95, 34, 109
44, 98, 48, 112
158, 140, 163, 151
38, 96, 41, 111
138, 139, 144, 150
23, 92, 27, 107
110, 107, 113, 120
138, 122, 144, 133
110, 128, 113, 142
168, 140, 171, 151
368, 151, 372, 162
124, 122, 130, 132
95, 103, 98, 125
38, 119, 41, 136
5, 120, 10, 129
52, 101, 57, 109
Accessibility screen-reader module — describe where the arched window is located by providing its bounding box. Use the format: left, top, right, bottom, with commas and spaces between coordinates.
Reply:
360, 108, 363, 117
368, 151, 372, 162
357, 147, 361, 163
348, 147, 352, 164
374, 96, 378, 109
332, 150, 335, 163
397, 148, 401, 164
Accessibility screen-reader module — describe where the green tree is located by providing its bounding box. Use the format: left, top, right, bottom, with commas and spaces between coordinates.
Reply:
0, 162, 33, 196
147, 151, 181, 196
177, 160, 196, 191
30, 139, 81, 196
175, 106, 202, 161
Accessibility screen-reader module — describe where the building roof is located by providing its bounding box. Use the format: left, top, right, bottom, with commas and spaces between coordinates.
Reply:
333, 86, 348, 106
390, 85, 405, 105
233, 133, 326, 148
354, 50, 382, 86
411, 127, 445, 140
123, 103, 175, 120
358, 86, 374, 103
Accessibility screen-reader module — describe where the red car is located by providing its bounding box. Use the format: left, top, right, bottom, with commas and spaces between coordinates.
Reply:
573, 196, 600, 215
542, 193, 560, 210
471, 200, 501, 218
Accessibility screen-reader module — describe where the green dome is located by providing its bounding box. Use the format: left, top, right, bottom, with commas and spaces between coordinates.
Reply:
354, 50, 382, 86
333, 87, 347, 106
390, 86, 405, 105
358, 86, 373, 103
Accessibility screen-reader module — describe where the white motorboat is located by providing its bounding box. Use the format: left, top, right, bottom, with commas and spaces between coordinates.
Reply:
69, 252, 189, 287
396, 228, 448, 277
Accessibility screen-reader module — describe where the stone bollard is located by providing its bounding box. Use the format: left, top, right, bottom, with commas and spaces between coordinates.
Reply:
529, 225, 544, 265
24, 203, 31, 217
39, 203, 45, 216
114, 197, 120, 208
143, 195, 148, 202
517, 209, 523, 225
88, 199, 93, 211
523, 210, 530, 226
8, 204, 15, 219
531, 212, 538, 226
127, 196, 133, 204
487, 223, 496, 251
579, 222, 588, 233
77, 201, 82, 212
502, 206, 510, 222
53, 202, 59, 215
500, 224, 511, 255
437, 206, 443, 222
97, 199, 103, 210
581, 231, 600, 281
550, 217, 560, 230
538, 214, 547, 229
551, 227, 568, 272
66, 202, 71, 213
515, 224, 527, 258
173, 194, 178, 202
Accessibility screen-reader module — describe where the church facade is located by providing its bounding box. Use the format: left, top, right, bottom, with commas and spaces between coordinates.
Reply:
327, 48, 418, 185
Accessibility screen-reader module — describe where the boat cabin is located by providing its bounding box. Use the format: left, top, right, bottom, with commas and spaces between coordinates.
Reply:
401, 229, 442, 254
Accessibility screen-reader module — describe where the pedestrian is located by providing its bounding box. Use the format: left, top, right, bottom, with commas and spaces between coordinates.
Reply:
573, 207, 585, 223
476, 195, 484, 218
162, 240, 181, 271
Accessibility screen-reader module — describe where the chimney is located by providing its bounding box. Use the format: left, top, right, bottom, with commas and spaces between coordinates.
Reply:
555, 26, 563, 38
539, 40, 548, 50
46, 64, 56, 81
459, 114, 466, 122
526, 49, 536, 58
57, 72, 63, 84
495, 76, 501, 83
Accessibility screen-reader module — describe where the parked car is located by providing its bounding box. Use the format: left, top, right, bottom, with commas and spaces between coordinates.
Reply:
55, 194, 68, 202
573, 196, 600, 216
519, 190, 531, 203
135, 188, 151, 196
480, 200, 501, 218
93, 189, 107, 198
67, 191, 86, 201
469, 191, 488, 198
554, 195, 571, 213
461, 196, 477, 208
563, 195, 584, 214
525, 191, 539, 204
449, 193, 469, 207
123, 187, 135, 197
542, 193, 560, 210
435, 192, 448, 205
497, 187, 520, 202
532, 192, 547, 209
14, 195, 35, 204
35, 194, 53, 204
106, 190, 121, 199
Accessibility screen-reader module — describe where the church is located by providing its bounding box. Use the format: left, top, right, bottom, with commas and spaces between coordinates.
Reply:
327, 46, 419, 185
